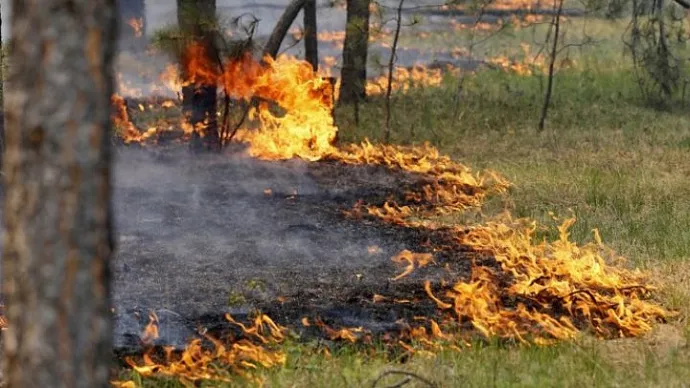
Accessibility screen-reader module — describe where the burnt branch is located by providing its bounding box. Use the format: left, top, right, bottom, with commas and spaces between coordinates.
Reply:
371, 370, 438, 388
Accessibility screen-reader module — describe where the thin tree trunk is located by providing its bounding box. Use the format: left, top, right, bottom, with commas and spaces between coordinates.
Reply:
177, 0, 220, 152
384, 0, 405, 143
303, 0, 319, 70
339, 0, 370, 105
2, 1, 116, 387
263, 0, 307, 59
1, 1, 4, 164
119, 0, 147, 52
538, 0, 563, 131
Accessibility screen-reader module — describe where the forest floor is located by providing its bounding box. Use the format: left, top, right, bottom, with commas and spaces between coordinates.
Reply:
118, 14, 689, 388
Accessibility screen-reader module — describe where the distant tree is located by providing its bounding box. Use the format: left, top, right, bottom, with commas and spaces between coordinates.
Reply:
2, 0, 116, 386
339, 0, 370, 105
177, 0, 220, 151
119, 0, 147, 52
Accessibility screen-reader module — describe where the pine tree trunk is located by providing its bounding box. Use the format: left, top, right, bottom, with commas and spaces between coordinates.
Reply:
118, 0, 147, 52
177, 0, 219, 152
303, 0, 319, 71
1, 1, 5, 164
339, 0, 370, 105
2, 1, 116, 387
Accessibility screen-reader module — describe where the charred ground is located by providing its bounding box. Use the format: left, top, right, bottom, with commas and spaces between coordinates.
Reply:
112, 145, 475, 352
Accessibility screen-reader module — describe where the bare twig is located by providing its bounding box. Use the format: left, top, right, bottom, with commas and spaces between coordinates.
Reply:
384, 0, 405, 143
371, 370, 437, 388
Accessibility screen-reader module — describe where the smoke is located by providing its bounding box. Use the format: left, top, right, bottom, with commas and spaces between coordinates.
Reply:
111, 147, 416, 349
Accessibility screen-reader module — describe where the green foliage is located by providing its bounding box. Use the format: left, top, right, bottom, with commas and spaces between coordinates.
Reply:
626, 0, 690, 105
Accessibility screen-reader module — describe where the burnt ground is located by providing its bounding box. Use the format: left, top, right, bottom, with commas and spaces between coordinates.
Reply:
112, 145, 473, 352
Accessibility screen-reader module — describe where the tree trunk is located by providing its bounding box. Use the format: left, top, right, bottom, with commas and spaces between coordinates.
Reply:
1, 1, 5, 164
2, 1, 116, 387
303, 0, 319, 70
118, 0, 147, 52
339, 0, 370, 105
263, 0, 307, 59
177, 0, 219, 152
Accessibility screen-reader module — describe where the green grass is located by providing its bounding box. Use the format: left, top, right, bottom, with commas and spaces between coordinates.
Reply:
120, 16, 690, 387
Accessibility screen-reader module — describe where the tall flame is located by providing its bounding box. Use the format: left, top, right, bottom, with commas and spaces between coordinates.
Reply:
182, 44, 338, 161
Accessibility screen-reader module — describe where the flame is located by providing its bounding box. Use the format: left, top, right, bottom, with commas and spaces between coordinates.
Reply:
127, 18, 144, 38
313, 318, 369, 343
391, 250, 434, 281
365, 65, 459, 96
111, 40, 669, 363
140, 312, 159, 345
179, 44, 338, 160
123, 313, 286, 385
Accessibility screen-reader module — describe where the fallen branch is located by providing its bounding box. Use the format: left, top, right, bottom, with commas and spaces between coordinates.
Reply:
371, 370, 437, 388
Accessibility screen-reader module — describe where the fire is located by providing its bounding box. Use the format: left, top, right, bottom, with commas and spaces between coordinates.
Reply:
391, 250, 435, 281
179, 44, 338, 160
110, 37, 671, 383
127, 17, 144, 38
303, 317, 370, 343
121, 313, 286, 385
365, 65, 459, 96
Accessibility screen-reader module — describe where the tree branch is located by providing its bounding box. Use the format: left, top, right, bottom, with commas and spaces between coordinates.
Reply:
263, 0, 307, 59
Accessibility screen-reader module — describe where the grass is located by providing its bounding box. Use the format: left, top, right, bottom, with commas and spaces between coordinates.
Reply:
121, 15, 690, 387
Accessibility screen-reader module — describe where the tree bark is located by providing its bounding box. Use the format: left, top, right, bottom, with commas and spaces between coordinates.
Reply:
1, 1, 5, 163
263, 0, 307, 59
303, 0, 319, 70
339, 0, 370, 105
2, 1, 116, 387
177, 0, 220, 152
118, 0, 147, 52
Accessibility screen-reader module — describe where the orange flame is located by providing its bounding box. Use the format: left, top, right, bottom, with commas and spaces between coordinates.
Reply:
391, 250, 435, 281
111, 40, 669, 359
127, 17, 144, 38
124, 313, 286, 385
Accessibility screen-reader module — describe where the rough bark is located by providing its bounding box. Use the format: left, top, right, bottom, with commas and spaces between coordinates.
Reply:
339, 0, 370, 105
177, 0, 220, 152
2, 1, 116, 387
263, 0, 307, 59
118, 0, 147, 52
1, 2, 4, 161
303, 0, 319, 70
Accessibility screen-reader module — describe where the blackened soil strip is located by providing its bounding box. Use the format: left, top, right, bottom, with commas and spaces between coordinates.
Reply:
111, 146, 475, 353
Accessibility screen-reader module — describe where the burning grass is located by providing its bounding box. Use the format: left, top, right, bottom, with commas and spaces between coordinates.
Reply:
118, 314, 287, 386
108, 38, 677, 386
